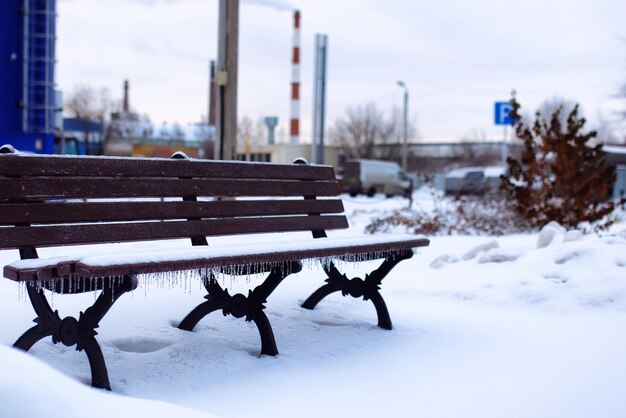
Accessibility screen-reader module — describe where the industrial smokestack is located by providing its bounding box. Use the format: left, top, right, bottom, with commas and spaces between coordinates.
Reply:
123, 79, 129, 113
289, 10, 300, 144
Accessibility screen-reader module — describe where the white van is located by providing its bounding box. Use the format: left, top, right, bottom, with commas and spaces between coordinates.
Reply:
342, 159, 412, 197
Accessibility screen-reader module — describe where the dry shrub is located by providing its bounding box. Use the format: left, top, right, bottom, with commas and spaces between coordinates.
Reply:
366, 191, 533, 236
501, 96, 621, 230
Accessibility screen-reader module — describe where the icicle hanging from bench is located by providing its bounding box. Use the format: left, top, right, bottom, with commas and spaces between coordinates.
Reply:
18, 248, 416, 301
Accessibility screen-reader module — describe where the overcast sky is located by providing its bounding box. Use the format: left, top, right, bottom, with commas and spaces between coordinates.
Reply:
56, 0, 626, 142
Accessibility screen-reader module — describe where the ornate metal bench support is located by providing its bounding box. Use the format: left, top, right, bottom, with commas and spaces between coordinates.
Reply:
13, 274, 137, 391
178, 260, 303, 356
301, 249, 414, 330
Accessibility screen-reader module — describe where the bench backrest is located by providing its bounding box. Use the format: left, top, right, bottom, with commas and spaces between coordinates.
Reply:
0, 153, 347, 249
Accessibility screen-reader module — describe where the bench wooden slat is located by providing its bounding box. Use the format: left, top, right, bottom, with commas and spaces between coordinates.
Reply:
75, 236, 429, 279
4, 235, 429, 281
0, 216, 349, 249
0, 199, 345, 225
0, 154, 336, 181
3, 254, 89, 281
0, 178, 340, 199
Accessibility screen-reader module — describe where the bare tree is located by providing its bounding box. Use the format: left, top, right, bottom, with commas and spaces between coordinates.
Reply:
537, 95, 620, 143
595, 111, 620, 144
196, 115, 215, 159
253, 117, 267, 147
389, 105, 419, 143
329, 103, 396, 160
157, 122, 170, 139
171, 122, 185, 141
238, 116, 268, 150
619, 83, 626, 116
276, 126, 287, 144
616, 78, 626, 141
460, 127, 487, 142
65, 85, 111, 153
238, 116, 253, 152
617, 37, 626, 138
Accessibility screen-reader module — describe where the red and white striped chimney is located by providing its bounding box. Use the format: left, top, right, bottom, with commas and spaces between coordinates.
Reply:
289, 10, 301, 144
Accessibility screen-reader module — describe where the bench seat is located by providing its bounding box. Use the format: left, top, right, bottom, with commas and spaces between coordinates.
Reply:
5, 234, 428, 282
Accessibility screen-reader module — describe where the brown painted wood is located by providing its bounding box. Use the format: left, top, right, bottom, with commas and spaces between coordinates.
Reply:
1, 153, 408, 283
0, 154, 336, 181
0, 216, 349, 249
73, 238, 429, 279
4, 236, 430, 282
0, 178, 340, 199
0, 199, 345, 225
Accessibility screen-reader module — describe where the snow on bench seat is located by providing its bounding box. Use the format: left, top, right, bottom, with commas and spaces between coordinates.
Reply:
5, 234, 428, 282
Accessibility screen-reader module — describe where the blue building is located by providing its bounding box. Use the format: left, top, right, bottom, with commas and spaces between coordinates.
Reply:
0, 0, 57, 153
62, 117, 103, 155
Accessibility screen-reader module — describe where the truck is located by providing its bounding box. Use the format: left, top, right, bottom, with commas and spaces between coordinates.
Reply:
342, 159, 412, 197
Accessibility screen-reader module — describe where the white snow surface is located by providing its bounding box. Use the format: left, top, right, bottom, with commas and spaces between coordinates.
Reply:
2, 189, 626, 418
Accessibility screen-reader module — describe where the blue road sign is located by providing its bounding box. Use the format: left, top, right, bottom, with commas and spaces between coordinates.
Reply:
494, 102, 515, 125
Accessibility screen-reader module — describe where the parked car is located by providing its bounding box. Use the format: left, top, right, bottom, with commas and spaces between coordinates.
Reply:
342, 159, 412, 197
444, 166, 505, 195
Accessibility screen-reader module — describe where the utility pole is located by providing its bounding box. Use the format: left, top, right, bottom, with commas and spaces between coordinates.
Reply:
311, 34, 328, 165
214, 0, 239, 160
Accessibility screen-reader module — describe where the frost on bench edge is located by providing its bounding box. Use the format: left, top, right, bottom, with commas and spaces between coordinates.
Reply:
16, 247, 422, 300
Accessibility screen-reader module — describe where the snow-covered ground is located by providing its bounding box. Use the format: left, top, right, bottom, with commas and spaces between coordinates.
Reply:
2, 189, 626, 418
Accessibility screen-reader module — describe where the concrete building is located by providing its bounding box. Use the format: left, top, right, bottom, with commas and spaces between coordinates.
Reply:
236, 143, 342, 171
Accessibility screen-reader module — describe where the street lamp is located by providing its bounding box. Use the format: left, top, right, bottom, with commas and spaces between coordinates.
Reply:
397, 81, 409, 171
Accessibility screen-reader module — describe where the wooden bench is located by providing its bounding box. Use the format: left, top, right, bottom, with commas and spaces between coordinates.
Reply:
0, 146, 429, 390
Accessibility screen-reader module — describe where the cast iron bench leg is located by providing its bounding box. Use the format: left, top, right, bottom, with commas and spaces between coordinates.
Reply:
178, 276, 227, 332
178, 260, 303, 356
13, 276, 137, 390
301, 249, 414, 330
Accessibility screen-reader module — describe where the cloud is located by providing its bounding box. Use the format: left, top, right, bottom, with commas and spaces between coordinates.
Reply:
242, 0, 293, 12
124, 0, 294, 9
125, 0, 197, 6
126, 0, 159, 5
